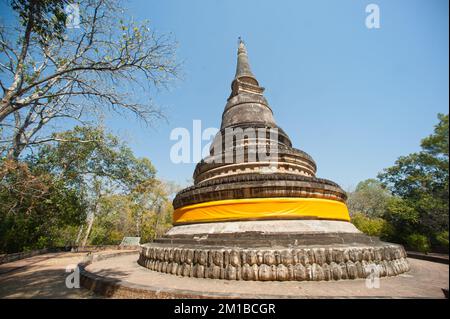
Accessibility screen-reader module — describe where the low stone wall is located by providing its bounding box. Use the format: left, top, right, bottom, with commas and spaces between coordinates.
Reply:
78, 251, 230, 299
0, 248, 64, 265
0, 245, 140, 265
138, 244, 410, 281
407, 251, 449, 264
70, 245, 140, 252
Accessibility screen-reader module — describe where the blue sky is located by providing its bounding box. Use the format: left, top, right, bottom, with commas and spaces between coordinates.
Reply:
2, 0, 449, 190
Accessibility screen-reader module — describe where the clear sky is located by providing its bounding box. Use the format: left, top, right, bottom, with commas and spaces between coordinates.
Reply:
2, 0, 449, 190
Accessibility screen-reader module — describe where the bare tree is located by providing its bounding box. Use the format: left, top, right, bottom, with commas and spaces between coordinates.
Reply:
0, 0, 179, 159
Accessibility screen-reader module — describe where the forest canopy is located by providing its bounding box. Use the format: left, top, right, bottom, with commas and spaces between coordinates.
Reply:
348, 114, 449, 253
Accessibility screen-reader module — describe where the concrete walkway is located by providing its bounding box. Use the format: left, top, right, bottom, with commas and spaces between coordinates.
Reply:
84, 253, 448, 298
0, 250, 133, 299
0, 251, 448, 298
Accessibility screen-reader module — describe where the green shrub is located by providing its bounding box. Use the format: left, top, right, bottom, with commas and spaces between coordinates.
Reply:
406, 233, 431, 254
351, 212, 394, 239
435, 231, 449, 250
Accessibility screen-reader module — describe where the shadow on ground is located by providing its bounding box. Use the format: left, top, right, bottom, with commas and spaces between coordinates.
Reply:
0, 253, 97, 299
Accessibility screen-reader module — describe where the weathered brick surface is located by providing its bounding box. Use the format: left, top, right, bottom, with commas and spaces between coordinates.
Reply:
137, 243, 410, 281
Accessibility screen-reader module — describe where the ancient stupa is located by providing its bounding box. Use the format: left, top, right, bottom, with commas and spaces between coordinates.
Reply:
139, 40, 410, 281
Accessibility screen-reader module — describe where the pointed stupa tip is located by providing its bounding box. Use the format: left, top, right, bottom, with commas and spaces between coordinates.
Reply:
237, 37, 246, 54
234, 37, 256, 80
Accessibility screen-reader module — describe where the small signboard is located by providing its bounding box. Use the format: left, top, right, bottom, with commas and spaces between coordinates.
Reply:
120, 237, 141, 246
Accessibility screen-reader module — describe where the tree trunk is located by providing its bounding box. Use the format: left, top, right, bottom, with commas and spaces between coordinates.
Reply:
72, 224, 84, 251
153, 203, 162, 239
81, 213, 94, 247
75, 224, 84, 245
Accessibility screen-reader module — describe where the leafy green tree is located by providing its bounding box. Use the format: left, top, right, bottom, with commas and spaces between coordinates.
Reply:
0, 125, 175, 252
421, 113, 449, 158
10, 0, 69, 43
405, 233, 431, 254
89, 179, 176, 245
435, 231, 449, 250
130, 179, 176, 241
29, 125, 157, 246
379, 114, 449, 246
0, 159, 86, 252
351, 212, 394, 239
89, 194, 135, 245
347, 179, 391, 217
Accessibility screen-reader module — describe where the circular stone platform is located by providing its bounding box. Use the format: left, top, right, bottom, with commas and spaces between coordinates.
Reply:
81, 252, 448, 298
138, 221, 410, 282
138, 242, 409, 282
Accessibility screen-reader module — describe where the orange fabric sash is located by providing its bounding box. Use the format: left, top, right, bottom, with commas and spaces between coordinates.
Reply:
173, 197, 350, 224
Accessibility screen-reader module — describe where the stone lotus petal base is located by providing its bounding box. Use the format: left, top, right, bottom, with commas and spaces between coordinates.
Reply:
137, 243, 410, 281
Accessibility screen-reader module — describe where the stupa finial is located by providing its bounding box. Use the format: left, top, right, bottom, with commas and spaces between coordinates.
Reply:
234, 38, 255, 80
229, 38, 263, 100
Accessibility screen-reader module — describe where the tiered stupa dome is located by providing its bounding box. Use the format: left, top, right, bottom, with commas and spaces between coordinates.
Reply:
138, 40, 410, 282
172, 40, 348, 223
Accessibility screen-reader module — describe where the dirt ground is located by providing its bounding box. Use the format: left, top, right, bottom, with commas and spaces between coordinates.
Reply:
0, 251, 448, 298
